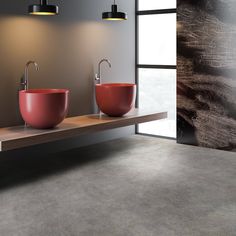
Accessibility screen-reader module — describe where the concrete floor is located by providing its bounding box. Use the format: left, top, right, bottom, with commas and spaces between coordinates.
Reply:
0, 135, 236, 236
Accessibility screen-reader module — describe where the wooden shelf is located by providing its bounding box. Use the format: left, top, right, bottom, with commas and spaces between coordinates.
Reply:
0, 109, 167, 152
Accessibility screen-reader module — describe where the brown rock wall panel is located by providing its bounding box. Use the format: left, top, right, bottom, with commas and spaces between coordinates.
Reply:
177, 0, 236, 151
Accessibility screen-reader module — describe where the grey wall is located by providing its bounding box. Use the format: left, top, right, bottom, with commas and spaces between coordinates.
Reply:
0, 0, 135, 152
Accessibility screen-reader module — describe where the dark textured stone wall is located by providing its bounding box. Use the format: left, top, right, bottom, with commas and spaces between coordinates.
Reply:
177, 0, 236, 151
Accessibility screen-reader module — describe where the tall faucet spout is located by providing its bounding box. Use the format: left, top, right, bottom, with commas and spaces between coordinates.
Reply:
23, 61, 39, 90
95, 59, 112, 84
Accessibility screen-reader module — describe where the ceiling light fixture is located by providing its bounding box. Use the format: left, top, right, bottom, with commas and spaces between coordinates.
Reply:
102, 0, 127, 21
29, 0, 59, 16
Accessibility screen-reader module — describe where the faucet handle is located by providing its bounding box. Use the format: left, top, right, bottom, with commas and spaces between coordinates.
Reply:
95, 74, 100, 81
19, 75, 27, 91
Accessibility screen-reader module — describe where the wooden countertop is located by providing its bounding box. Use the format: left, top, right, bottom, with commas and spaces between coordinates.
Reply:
0, 109, 167, 152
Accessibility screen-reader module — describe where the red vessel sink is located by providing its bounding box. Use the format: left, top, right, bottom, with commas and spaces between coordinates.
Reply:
96, 83, 136, 117
19, 89, 69, 129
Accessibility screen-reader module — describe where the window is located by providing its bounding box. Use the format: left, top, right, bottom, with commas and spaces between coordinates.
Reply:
139, 0, 176, 11
136, 0, 177, 138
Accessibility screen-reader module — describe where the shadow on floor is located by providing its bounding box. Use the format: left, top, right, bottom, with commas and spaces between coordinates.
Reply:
0, 139, 132, 192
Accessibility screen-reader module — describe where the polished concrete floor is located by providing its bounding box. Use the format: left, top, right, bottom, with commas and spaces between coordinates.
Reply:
0, 135, 236, 236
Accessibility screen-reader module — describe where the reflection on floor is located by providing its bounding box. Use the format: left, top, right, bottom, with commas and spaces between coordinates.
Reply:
0, 135, 235, 236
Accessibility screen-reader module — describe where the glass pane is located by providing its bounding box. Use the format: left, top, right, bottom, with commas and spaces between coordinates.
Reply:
138, 14, 176, 65
139, 0, 176, 10
138, 69, 176, 138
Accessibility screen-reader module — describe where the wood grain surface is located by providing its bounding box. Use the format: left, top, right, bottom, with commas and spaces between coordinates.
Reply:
0, 109, 167, 152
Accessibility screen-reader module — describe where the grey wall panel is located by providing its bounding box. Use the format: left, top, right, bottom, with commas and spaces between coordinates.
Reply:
0, 0, 135, 153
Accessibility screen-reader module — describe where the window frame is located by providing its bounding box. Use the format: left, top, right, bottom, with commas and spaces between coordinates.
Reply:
135, 0, 177, 139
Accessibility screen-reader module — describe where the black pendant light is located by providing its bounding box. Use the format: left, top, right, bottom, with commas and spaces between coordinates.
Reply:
29, 0, 59, 16
103, 0, 127, 21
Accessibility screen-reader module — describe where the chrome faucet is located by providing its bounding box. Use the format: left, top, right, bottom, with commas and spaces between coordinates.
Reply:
95, 59, 112, 84
21, 61, 39, 90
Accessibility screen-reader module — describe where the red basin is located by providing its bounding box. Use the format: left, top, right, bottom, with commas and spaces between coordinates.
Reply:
96, 83, 136, 117
19, 89, 69, 129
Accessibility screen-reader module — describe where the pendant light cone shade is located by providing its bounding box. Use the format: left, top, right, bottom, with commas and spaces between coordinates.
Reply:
29, 0, 59, 15
103, 1, 127, 21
